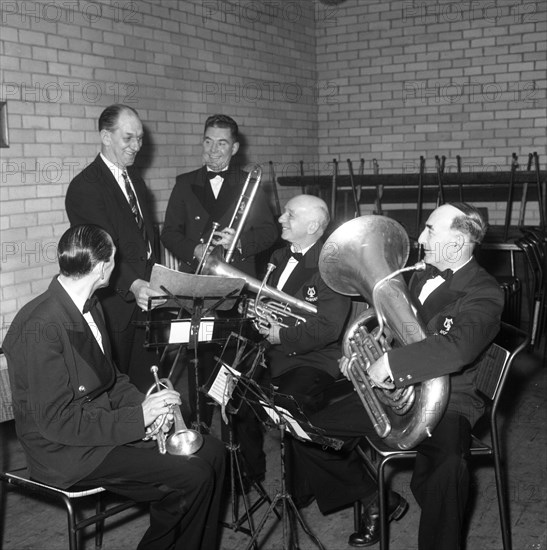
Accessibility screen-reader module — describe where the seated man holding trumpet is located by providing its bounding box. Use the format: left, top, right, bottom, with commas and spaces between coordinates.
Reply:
235, 194, 352, 490
3, 224, 225, 550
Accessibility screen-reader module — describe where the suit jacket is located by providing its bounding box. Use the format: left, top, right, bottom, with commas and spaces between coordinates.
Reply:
388, 258, 504, 425
265, 240, 351, 379
65, 155, 157, 332
161, 165, 278, 277
2, 278, 147, 488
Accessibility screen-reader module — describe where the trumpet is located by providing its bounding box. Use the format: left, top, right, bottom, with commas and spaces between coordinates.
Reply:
195, 165, 262, 273
144, 366, 203, 456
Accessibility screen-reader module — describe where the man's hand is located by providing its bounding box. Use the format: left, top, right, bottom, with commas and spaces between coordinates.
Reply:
257, 316, 281, 345
141, 388, 181, 429
212, 226, 236, 250
130, 279, 166, 311
367, 354, 395, 390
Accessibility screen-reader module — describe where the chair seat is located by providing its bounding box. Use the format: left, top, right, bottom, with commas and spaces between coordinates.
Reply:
2, 467, 106, 498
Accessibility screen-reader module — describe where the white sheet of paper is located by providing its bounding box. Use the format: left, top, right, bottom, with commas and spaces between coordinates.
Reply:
259, 400, 311, 441
168, 318, 215, 344
207, 362, 241, 406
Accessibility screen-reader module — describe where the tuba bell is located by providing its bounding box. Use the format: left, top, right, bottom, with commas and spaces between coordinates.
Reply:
319, 215, 449, 450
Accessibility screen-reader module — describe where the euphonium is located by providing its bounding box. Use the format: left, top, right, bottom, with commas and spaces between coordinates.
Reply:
201, 251, 317, 327
319, 215, 450, 450
196, 165, 262, 273
144, 366, 204, 456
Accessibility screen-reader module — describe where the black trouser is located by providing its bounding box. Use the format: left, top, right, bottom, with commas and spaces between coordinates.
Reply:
291, 392, 473, 550
77, 435, 226, 550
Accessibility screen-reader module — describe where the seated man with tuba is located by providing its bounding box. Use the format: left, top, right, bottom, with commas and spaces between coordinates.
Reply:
287, 203, 504, 550
234, 194, 352, 490
2, 224, 226, 550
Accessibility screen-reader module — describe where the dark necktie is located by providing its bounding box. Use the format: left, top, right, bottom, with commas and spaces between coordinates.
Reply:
122, 171, 150, 250
290, 251, 303, 261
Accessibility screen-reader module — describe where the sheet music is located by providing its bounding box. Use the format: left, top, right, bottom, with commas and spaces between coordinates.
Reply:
149, 264, 245, 311
207, 362, 241, 406
259, 400, 311, 441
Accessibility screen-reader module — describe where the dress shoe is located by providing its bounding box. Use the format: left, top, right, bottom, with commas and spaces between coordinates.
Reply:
348, 491, 408, 547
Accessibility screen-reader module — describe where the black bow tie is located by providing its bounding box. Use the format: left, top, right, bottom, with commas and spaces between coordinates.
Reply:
290, 251, 303, 261
207, 171, 226, 180
83, 295, 99, 314
424, 264, 453, 281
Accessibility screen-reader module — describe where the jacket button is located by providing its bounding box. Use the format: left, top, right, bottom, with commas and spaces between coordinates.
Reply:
78, 385, 86, 392
195, 215, 201, 221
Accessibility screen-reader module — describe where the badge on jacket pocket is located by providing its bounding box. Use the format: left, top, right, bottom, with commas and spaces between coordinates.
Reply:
305, 285, 318, 303
439, 316, 454, 335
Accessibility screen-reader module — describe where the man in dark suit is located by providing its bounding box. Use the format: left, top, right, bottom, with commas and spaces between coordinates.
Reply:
2, 224, 225, 550
289, 203, 504, 549
236, 194, 352, 486
160, 114, 278, 427
161, 114, 278, 277
65, 104, 164, 391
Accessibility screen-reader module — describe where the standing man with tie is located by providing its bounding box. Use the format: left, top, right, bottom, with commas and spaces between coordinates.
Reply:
285, 202, 504, 549
235, 194, 352, 487
3, 225, 226, 550
160, 114, 278, 428
161, 114, 278, 277
65, 104, 164, 392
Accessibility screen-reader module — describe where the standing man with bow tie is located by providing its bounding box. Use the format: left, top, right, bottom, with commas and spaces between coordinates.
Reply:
286, 202, 504, 550
161, 114, 278, 277
160, 114, 278, 429
66, 104, 164, 392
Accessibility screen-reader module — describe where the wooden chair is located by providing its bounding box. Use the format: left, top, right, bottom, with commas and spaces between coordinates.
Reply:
0, 350, 137, 550
353, 322, 530, 550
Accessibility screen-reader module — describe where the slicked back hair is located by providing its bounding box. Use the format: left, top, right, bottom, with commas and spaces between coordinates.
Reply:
58, 225, 114, 278
98, 104, 139, 132
204, 114, 239, 142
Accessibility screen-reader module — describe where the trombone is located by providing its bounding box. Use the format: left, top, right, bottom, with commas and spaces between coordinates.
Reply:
195, 165, 262, 273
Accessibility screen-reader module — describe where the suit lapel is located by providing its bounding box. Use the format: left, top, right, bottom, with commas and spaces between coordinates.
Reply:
49, 279, 116, 392
277, 241, 322, 296
415, 260, 476, 324
191, 166, 245, 236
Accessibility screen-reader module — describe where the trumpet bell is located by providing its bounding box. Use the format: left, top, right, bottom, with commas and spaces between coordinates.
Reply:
165, 428, 204, 456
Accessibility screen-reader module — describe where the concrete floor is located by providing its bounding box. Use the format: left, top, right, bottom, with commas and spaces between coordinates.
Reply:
1, 349, 545, 550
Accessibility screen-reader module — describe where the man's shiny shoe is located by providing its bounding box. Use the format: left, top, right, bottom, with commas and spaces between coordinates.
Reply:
348, 491, 408, 547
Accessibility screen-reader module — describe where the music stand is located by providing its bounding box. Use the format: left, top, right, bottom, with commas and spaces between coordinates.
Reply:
146, 264, 246, 431
207, 364, 342, 550
204, 335, 278, 543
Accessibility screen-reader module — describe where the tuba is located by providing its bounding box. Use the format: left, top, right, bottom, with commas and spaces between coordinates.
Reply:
319, 215, 449, 450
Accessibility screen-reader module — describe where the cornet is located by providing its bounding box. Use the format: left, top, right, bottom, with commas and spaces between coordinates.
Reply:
144, 366, 203, 456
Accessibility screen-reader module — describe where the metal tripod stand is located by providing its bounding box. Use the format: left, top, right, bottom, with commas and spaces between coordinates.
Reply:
244, 417, 326, 550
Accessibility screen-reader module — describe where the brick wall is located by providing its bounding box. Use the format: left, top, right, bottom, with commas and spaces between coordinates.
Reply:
0, 0, 318, 330
315, 0, 546, 224
1, 0, 546, 335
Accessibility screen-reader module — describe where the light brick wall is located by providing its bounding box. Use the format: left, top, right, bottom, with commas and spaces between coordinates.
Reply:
1, 0, 546, 336
0, 0, 318, 330
315, 0, 546, 220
